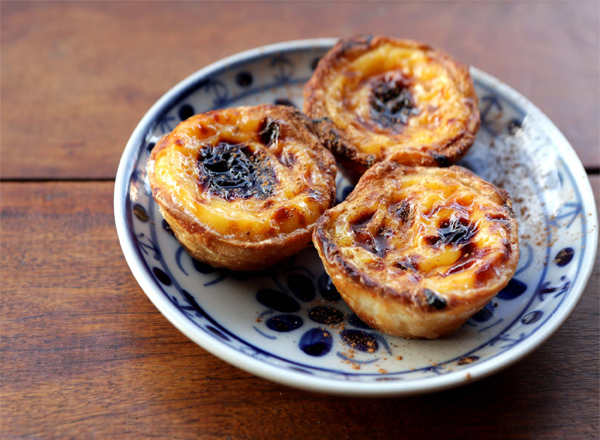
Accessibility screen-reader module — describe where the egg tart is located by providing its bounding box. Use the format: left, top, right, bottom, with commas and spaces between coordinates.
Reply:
313, 162, 519, 339
304, 35, 480, 182
148, 105, 337, 271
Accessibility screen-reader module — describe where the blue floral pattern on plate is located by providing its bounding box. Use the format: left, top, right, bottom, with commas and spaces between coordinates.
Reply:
116, 40, 597, 392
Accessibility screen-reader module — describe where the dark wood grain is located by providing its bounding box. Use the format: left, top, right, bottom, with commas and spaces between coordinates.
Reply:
1, 1, 598, 179
1, 178, 598, 439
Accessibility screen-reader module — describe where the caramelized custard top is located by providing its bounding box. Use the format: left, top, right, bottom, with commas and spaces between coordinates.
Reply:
149, 105, 337, 242
316, 163, 518, 301
305, 36, 481, 171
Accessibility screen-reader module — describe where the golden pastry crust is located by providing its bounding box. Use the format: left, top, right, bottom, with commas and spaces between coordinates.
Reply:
148, 105, 337, 271
304, 35, 481, 182
313, 162, 519, 339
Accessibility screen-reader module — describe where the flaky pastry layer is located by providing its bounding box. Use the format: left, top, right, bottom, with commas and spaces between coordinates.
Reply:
304, 35, 481, 182
313, 162, 519, 338
148, 105, 337, 270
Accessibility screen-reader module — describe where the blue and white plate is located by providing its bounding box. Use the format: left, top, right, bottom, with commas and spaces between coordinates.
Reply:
115, 39, 598, 396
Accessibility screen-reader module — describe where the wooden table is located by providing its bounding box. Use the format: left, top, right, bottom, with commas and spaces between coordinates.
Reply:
2, 2, 598, 438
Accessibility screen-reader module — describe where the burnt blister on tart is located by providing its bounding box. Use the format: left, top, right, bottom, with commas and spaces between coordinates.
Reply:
313, 162, 519, 339
148, 104, 337, 271
304, 35, 481, 182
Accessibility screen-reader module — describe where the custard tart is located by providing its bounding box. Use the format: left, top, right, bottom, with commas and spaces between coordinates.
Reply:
304, 35, 480, 182
148, 105, 337, 271
313, 162, 519, 339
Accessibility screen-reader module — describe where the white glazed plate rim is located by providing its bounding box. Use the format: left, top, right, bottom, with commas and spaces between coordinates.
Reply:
114, 38, 598, 397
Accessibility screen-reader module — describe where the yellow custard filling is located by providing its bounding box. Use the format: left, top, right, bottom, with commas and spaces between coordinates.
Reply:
325, 44, 474, 157
326, 167, 515, 295
151, 107, 333, 242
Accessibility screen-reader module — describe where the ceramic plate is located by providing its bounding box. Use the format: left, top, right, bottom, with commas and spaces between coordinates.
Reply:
115, 39, 598, 396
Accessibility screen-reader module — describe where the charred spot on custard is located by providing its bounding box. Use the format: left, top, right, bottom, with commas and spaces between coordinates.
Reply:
371, 227, 392, 258
394, 261, 409, 270
350, 214, 391, 258
352, 210, 376, 228
350, 214, 373, 242
258, 118, 280, 146
459, 240, 478, 260
443, 240, 492, 277
198, 142, 276, 201
390, 200, 412, 223
369, 73, 419, 128
262, 200, 275, 210
393, 257, 417, 272
273, 207, 293, 222
428, 217, 479, 248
